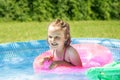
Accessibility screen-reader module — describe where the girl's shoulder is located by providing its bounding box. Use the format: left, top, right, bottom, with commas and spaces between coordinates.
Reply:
66, 46, 77, 54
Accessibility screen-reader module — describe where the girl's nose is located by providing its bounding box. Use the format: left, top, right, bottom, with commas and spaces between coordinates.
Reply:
51, 38, 55, 42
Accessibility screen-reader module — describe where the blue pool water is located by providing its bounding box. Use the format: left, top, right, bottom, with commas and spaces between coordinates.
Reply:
0, 38, 120, 80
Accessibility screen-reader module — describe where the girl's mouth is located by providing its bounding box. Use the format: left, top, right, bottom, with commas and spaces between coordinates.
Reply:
51, 43, 58, 46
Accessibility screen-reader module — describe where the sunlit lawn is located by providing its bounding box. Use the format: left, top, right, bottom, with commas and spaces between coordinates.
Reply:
0, 20, 120, 43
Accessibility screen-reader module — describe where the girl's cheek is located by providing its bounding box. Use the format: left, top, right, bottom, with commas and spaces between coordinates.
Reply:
58, 40, 65, 46
48, 38, 51, 42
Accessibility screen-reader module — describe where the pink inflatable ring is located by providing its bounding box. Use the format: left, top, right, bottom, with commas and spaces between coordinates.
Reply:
33, 43, 113, 73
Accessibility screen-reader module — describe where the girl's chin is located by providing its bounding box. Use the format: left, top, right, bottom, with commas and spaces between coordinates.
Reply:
50, 46, 58, 49
50, 46, 63, 50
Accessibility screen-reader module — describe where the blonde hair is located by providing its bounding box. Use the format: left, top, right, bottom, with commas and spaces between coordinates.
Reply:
48, 19, 71, 47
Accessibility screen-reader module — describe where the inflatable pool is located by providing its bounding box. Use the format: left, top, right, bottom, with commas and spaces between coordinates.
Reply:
0, 38, 120, 80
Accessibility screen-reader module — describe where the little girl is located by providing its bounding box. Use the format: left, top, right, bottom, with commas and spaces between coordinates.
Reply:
37, 19, 82, 69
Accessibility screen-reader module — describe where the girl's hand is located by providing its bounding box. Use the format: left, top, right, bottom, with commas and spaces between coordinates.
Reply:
39, 57, 50, 65
49, 61, 73, 69
49, 61, 58, 69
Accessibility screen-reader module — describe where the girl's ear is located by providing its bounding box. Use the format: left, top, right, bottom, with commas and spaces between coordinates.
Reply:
64, 34, 68, 42
65, 37, 67, 41
66, 34, 69, 40
65, 37, 68, 41
64, 34, 69, 43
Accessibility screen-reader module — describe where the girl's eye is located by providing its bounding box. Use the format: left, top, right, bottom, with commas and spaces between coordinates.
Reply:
49, 36, 52, 38
55, 36, 60, 39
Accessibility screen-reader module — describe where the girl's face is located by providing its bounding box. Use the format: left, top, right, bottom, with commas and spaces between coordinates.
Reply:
48, 26, 66, 50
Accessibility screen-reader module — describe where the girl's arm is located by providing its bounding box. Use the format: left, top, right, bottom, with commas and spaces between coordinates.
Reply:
68, 47, 83, 67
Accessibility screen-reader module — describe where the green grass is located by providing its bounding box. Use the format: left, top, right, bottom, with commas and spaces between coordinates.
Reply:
0, 21, 120, 43
70, 21, 120, 39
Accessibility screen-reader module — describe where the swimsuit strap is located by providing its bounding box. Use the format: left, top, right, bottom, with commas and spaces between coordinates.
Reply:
63, 47, 67, 61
